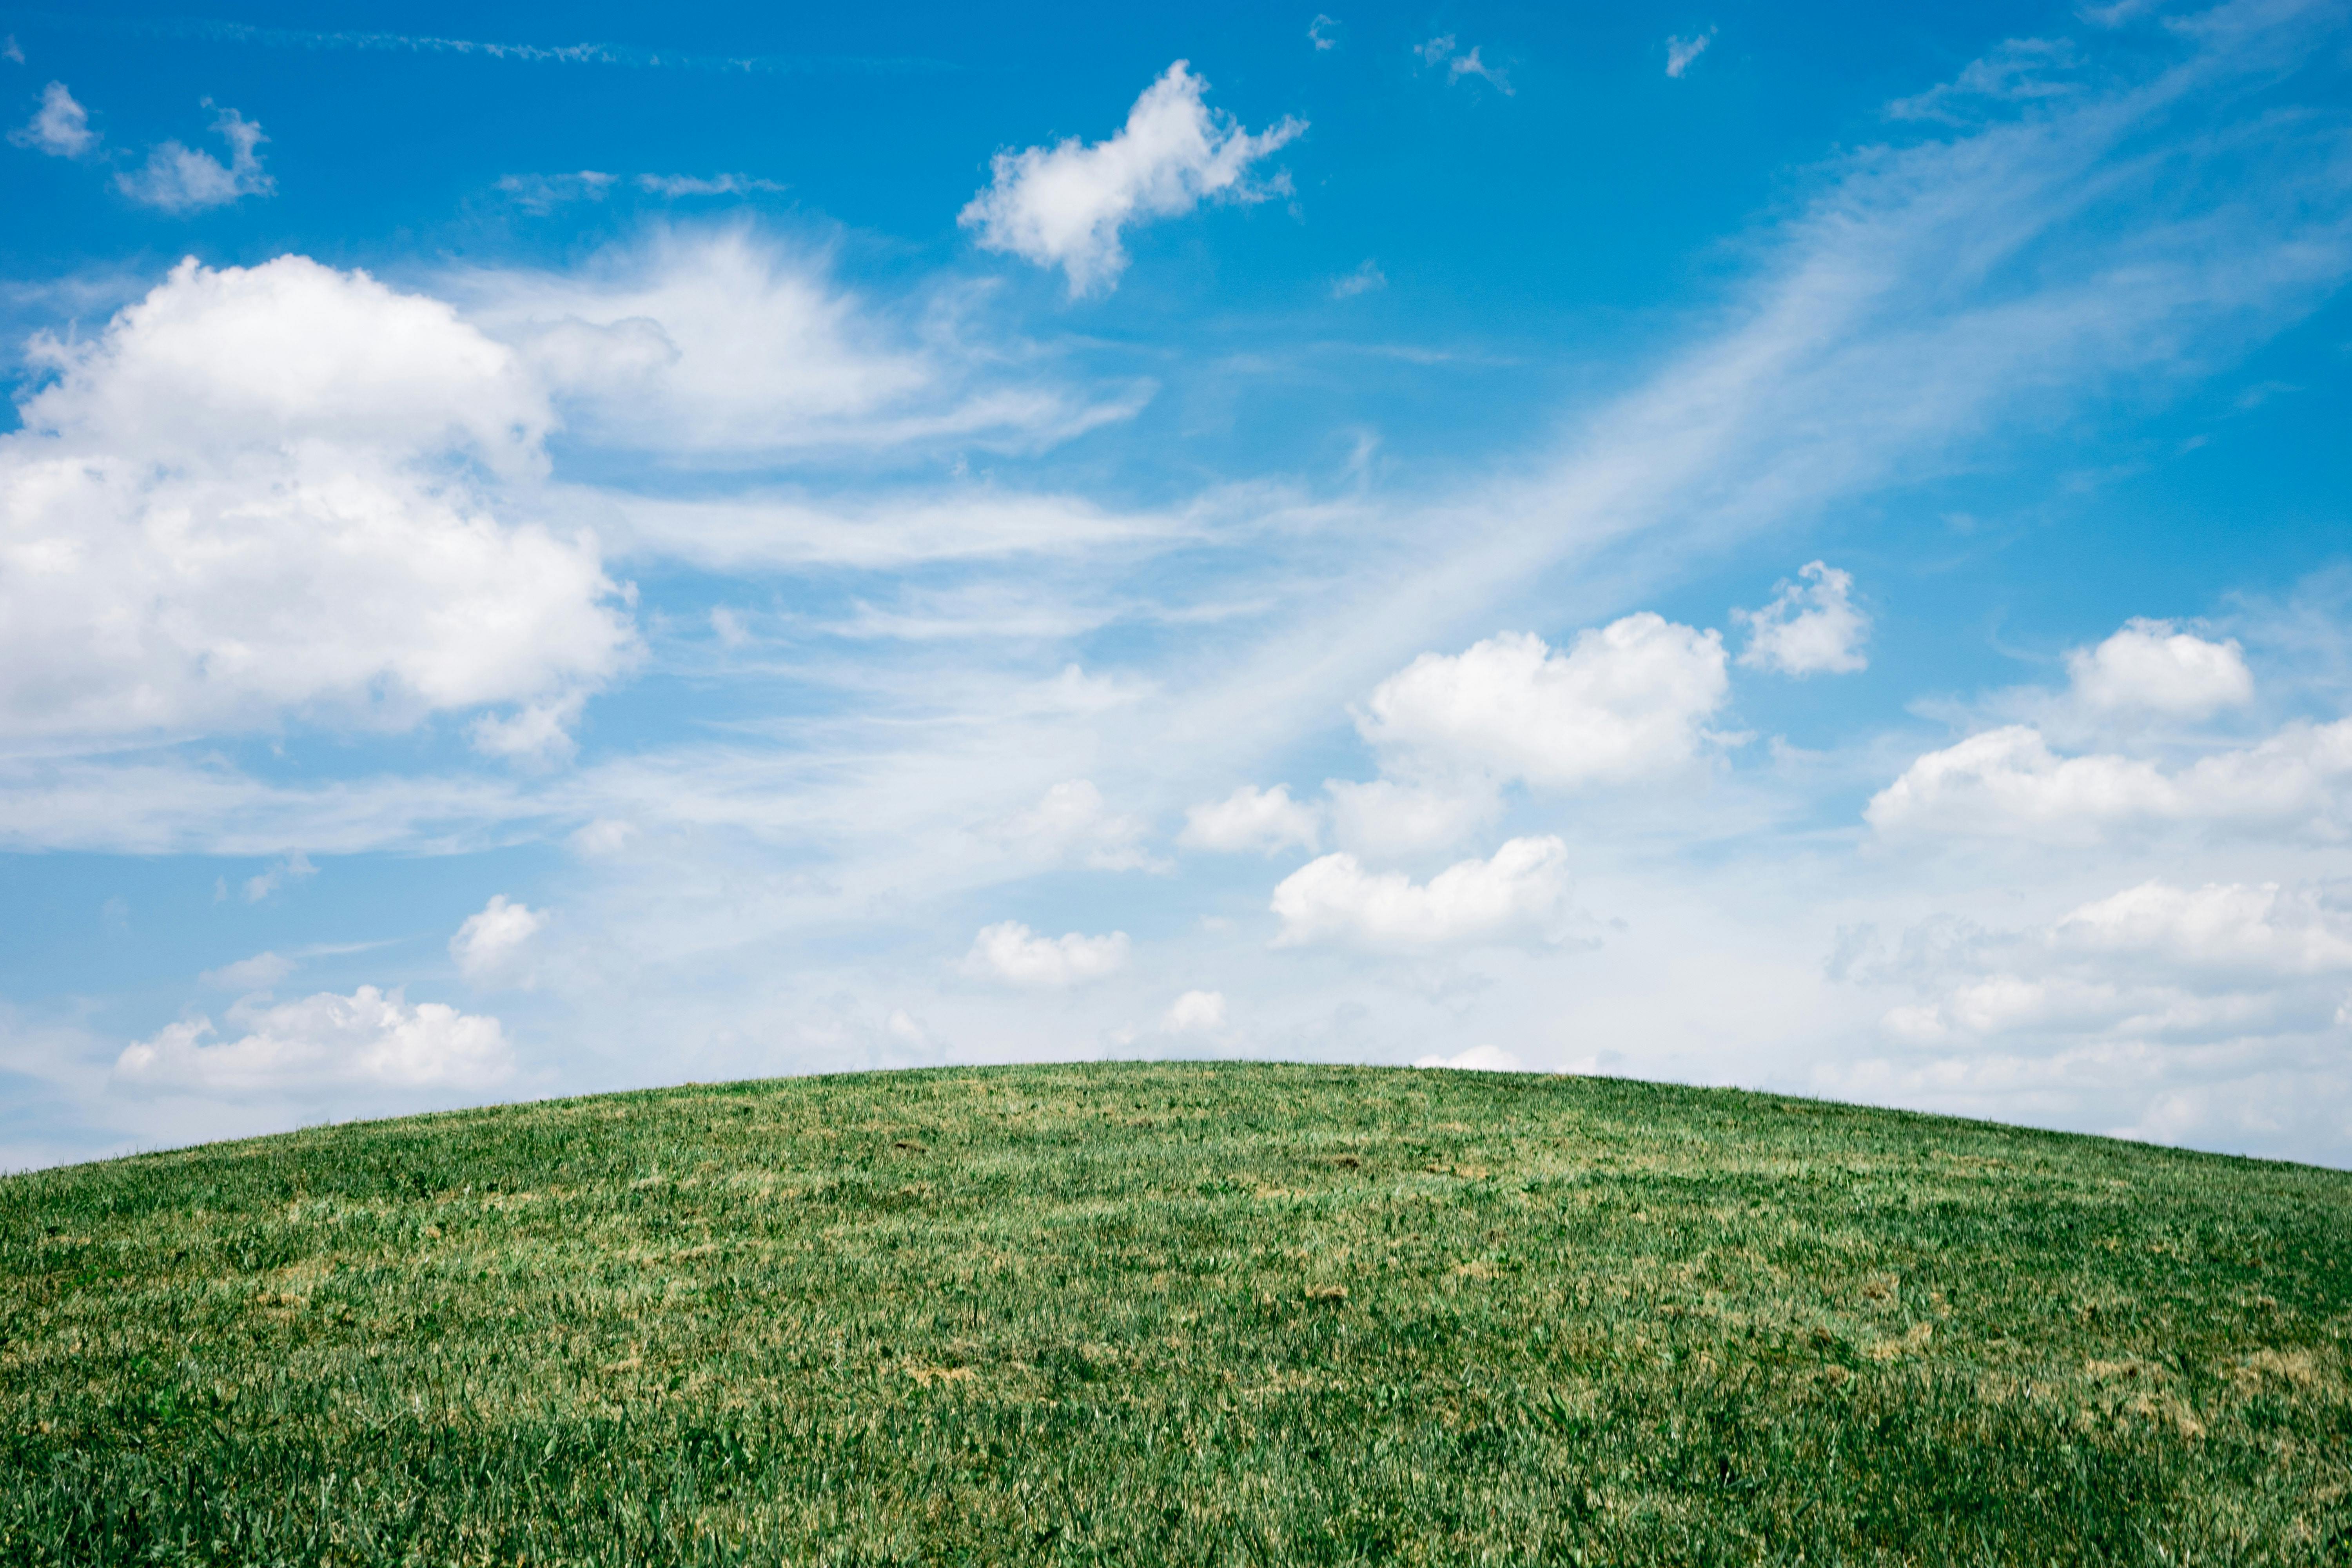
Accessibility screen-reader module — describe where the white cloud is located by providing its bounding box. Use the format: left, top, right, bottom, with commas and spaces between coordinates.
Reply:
1270, 835, 1570, 950
1165, 989, 1227, 1031
1413, 1044, 1523, 1071
450, 895, 546, 986
995, 779, 1160, 870
958, 61, 1306, 297
9, 82, 97, 157
3, 36, 23, 65
1666, 31, 1715, 79
1735, 561, 1869, 675
2051, 880, 2352, 979
1360, 616, 1730, 789
0, 254, 635, 748
635, 172, 786, 198
115, 104, 273, 213
1330, 260, 1386, 299
456, 229, 1128, 464
243, 852, 316, 904
1851, 879, 2352, 1051
1827, 877, 2352, 1156
1308, 15, 1339, 51
1889, 38, 2081, 122
1866, 719, 2352, 843
114, 986, 513, 1095
495, 171, 616, 212
961, 920, 1130, 987
200, 951, 294, 991
568, 818, 639, 857
1180, 783, 1321, 855
1417, 36, 1513, 94
2065, 619, 2252, 717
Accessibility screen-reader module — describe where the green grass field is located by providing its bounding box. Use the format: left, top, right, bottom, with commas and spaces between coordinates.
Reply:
4, 1062, 2348, 1564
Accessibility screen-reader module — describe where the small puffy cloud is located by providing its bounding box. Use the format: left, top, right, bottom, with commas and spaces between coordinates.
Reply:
997, 779, 1160, 870
4, 36, 22, 64
450, 895, 546, 986
1330, 260, 1386, 299
0, 255, 634, 748
116, 105, 273, 213
1165, 989, 1227, 1031
1271, 835, 1570, 951
1413, 1044, 1523, 1072
200, 950, 294, 991
959, 60, 1306, 297
10, 82, 97, 157
469, 695, 588, 767
243, 852, 316, 904
1308, 15, 1340, 51
1735, 561, 1869, 676
1864, 719, 2352, 843
962, 921, 1131, 987
1361, 615, 1730, 789
1180, 783, 1322, 855
2065, 619, 2252, 717
114, 986, 513, 1095
1665, 30, 1715, 78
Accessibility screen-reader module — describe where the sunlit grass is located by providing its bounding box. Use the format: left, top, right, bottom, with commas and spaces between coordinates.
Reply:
4, 1062, 2348, 1563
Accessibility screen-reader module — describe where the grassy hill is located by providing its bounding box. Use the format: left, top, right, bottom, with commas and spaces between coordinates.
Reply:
3, 1062, 2348, 1564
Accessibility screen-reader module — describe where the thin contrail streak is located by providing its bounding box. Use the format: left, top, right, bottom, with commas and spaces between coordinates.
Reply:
0, 11, 957, 75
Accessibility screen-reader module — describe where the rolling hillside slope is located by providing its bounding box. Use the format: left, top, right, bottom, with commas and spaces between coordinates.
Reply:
4, 1062, 2348, 1563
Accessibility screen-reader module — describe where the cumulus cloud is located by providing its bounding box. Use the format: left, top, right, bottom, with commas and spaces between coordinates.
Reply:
2064, 619, 2252, 717
1735, 561, 1869, 675
1865, 719, 2352, 843
1666, 31, 1715, 78
961, 921, 1130, 987
114, 986, 513, 1095
1270, 835, 1570, 950
1413, 1044, 1523, 1071
994, 779, 1160, 870
115, 104, 274, 212
958, 61, 1306, 296
1179, 783, 1321, 855
450, 895, 546, 986
1165, 989, 1227, 1031
0, 255, 635, 748
10, 82, 97, 157
1360, 616, 1730, 789
1308, 15, 1340, 51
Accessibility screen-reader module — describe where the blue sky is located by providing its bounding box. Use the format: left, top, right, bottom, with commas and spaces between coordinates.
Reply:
5, 0, 2352, 1169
